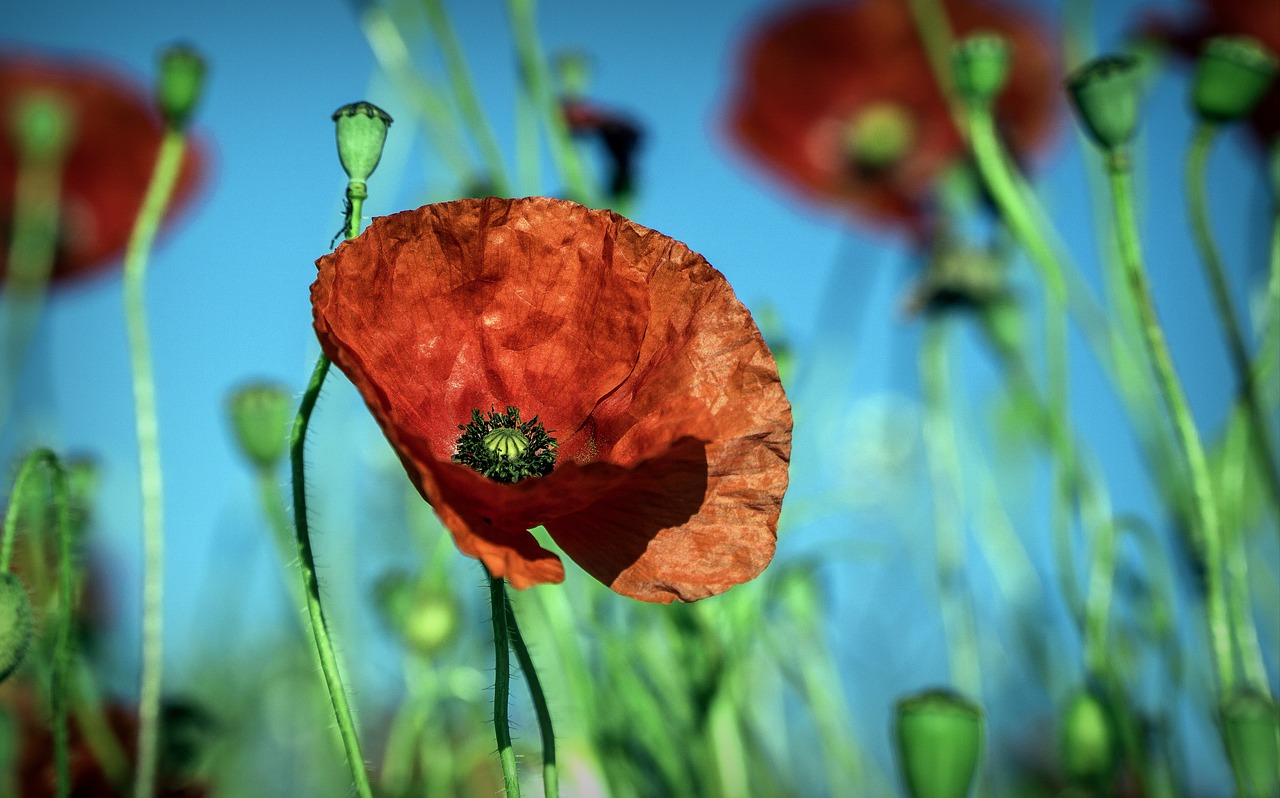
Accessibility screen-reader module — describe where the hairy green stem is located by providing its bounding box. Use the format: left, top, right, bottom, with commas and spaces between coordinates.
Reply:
1105, 155, 1235, 696
2, 449, 75, 798
1186, 123, 1280, 513
1219, 420, 1272, 694
504, 590, 558, 797
506, 0, 595, 205
124, 128, 186, 798
423, 0, 510, 194
485, 567, 521, 798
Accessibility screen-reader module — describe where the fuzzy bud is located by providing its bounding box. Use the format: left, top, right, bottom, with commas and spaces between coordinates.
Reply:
895, 688, 984, 798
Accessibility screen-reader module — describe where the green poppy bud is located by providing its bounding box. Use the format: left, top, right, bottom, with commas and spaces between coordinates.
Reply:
0, 573, 33, 684
10, 92, 74, 163
1220, 690, 1279, 798
843, 102, 917, 172
375, 571, 459, 656
1066, 55, 1141, 152
554, 50, 593, 99
1192, 36, 1277, 124
156, 45, 206, 130
332, 101, 393, 185
951, 34, 1011, 108
227, 382, 293, 471
894, 688, 984, 798
1060, 690, 1116, 785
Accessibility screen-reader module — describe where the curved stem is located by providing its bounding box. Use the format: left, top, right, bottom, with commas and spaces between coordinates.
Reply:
1, 448, 75, 798
290, 352, 374, 798
506, 0, 595, 206
504, 590, 557, 797
1186, 123, 1280, 513
123, 128, 186, 798
485, 566, 521, 798
1104, 154, 1235, 696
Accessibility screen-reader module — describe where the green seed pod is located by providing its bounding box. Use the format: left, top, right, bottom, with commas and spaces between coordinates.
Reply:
157, 45, 206, 130
1060, 690, 1116, 785
1192, 36, 1277, 124
951, 34, 1011, 108
332, 101, 393, 185
1066, 55, 1141, 152
10, 92, 74, 163
227, 382, 293, 471
894, 688, 984, 798
374, 571, 459, 656
0, 573, 34, 683
1220, 690, 1280, 798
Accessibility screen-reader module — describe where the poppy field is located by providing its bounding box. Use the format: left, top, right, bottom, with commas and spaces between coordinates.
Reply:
2, 0, 1278, 796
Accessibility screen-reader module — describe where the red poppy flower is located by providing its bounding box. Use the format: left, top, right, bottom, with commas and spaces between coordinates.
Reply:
1140, 0, 1280, 147
725, 0, 1059, 236
0, 53, 205, 283
312, 197, 792, 603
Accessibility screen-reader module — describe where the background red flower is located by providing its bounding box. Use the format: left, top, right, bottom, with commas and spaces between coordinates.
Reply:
725, 0, 1059, 237
0, 53, 205, 283
312, 197, 792, 603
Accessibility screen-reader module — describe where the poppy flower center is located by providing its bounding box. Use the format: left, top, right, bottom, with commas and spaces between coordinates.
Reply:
453, 406, 558, 484
842, 102, 917, 172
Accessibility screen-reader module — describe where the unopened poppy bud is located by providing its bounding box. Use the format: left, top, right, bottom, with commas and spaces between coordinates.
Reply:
843, 102, 916, 171
1220, 690, 1280, 798
0, 573, 33, 683
1066, 55, 1141, 152
894, 688, 984, 798
1192, 36, 1277, 124
1060, 690, 1115, 785
227, 382, 293, 471
375, 572, 459, 656
952, 34, 1011, 108
332, 101, 393, 185
10, 92, 74, 162
554, 50, 593, 99
156, 45, 206, 130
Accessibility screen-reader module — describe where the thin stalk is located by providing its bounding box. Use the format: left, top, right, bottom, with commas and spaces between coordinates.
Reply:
1104, 155, 1235, 696
504, 591, 558, 797
124, 128, 186, 798
1, 449, 74, 797
506, 0, 595, 205
920, 319, 982, 698
291, 353, 373, 798
1186, 123, 1280, 512
422, 0, 510, 194
1220, 419, 1271, 695
485, 567, 521, 798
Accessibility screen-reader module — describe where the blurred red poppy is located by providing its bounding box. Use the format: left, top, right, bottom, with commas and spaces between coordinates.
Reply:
725, 0, 1059, 237
312, 197, 792, 603
1141, 0, 1280, 147
0, 53, 205, 283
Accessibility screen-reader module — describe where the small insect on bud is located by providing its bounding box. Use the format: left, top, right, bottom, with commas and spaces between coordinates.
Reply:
894, 688, 984, 798
1066, 55, 1142, 153
156, 45, 206, 130
0, 573, 34, 684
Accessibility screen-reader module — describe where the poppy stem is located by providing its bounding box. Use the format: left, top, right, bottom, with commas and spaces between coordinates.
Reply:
1185, 122, 1280, 515
1103, 153, 1236, 698
122, 126, 187, 798
484, 565, 522, 797
504, 587, 558, 797
1, 448, 75, 798
289, 352, 376, 798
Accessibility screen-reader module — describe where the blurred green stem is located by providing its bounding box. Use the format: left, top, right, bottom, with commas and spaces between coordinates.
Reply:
506, 0, 595, 204
123, 128, 186, 798
1104, 153, 1235, 696
504, 590, 558, 798
1186, 123, 1280, 513
422, 0, 510, 194
920, 319, 982, 698
1, 449, 74, 798
484, 566, 522, 798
